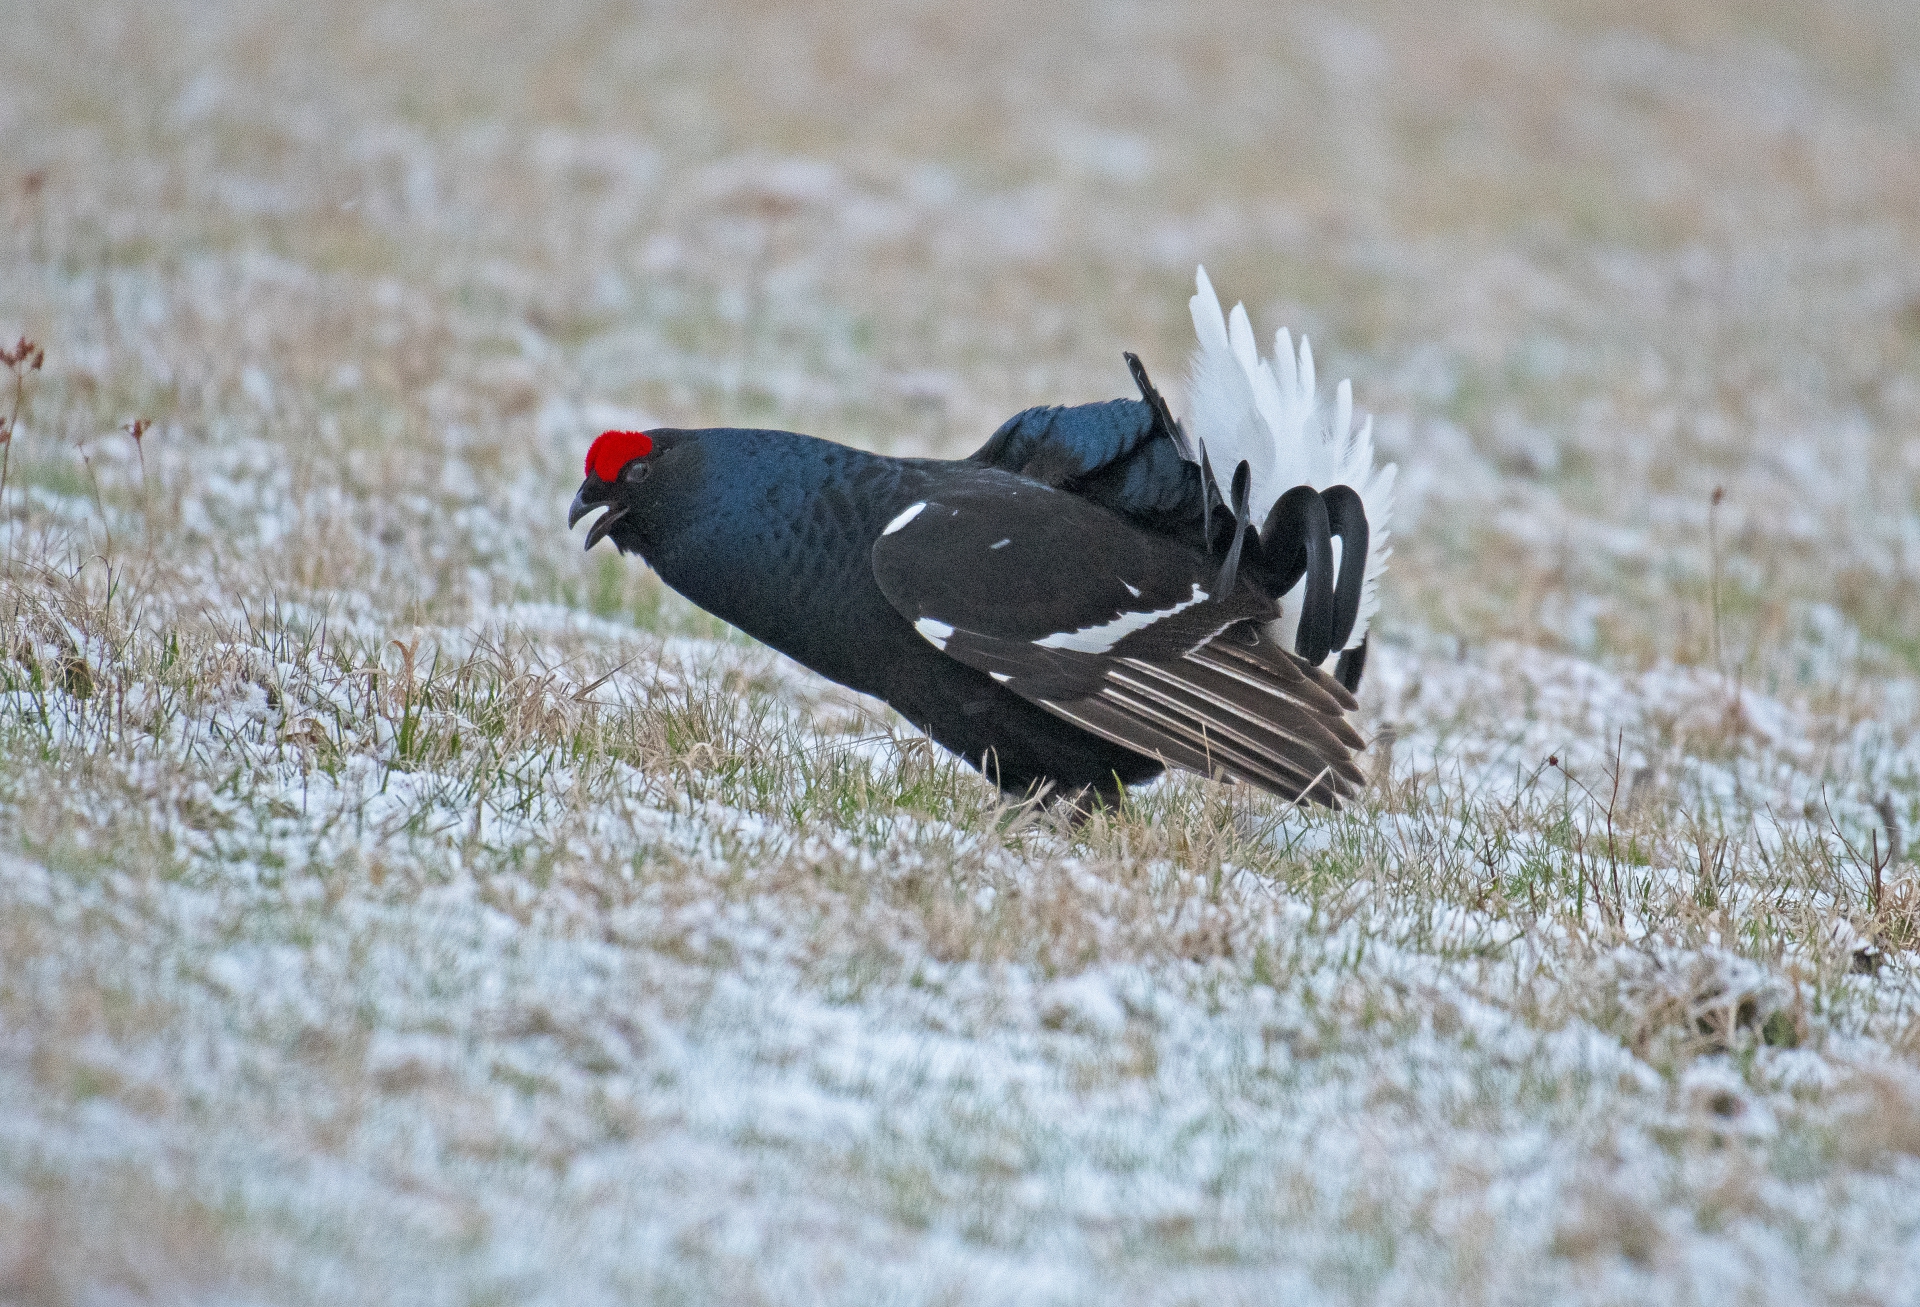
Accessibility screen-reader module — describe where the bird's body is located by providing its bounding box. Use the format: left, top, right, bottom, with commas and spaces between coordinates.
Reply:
610, 427, 1169, 796
570, 270, 1395, 808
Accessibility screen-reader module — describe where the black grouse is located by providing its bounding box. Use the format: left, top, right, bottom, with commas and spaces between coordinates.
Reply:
568, 268, 1396, 808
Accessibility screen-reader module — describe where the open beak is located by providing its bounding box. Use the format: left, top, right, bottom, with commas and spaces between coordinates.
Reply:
569, 481, 629, 551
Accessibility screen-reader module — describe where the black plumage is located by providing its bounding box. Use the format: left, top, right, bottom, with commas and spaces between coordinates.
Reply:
569, 360, 1375, 808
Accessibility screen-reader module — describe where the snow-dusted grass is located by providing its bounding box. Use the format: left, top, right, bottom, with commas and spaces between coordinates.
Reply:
5, 1, 1920, 1302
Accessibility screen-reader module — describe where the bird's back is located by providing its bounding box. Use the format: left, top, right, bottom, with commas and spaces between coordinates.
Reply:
967, 397, 1210, 545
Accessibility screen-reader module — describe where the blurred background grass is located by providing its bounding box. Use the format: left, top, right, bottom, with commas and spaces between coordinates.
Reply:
7, 0, 1916, 686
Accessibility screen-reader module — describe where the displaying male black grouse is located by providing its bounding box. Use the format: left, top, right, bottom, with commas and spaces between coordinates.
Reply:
569, 268, 1397, 807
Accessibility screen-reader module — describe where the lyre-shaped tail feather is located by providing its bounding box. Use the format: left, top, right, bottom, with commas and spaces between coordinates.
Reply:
1183, 266, 1396, 657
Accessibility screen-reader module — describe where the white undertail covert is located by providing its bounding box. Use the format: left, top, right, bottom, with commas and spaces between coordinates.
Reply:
1183, 266, 1397, 663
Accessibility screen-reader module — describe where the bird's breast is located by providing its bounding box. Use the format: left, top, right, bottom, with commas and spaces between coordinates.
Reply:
644, 459, 937, 700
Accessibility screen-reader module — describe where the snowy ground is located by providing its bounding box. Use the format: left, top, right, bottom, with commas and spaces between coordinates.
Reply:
5, 2, 1920, 1302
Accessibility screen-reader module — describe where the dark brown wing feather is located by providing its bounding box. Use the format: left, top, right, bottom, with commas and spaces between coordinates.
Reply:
1039, 635, 1367, 806
870, 471, 1370, 806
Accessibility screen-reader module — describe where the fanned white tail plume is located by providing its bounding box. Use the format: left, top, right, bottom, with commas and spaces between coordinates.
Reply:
1184, 266, 1397, 657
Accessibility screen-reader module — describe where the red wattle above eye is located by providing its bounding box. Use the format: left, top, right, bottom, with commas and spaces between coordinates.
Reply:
585, 430, 654, 481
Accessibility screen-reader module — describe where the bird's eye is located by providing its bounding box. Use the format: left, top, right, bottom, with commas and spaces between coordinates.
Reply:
621, 461, 651, 484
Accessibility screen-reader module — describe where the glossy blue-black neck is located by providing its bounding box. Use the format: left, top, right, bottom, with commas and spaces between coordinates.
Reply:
609, 427, 924, 686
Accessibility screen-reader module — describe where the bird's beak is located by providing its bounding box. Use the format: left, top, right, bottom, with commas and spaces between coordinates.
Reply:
567, 484, 599, 529
569, 480, 628, 550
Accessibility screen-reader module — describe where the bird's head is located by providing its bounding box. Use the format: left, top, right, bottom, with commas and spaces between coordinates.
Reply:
568, 428, 692, 553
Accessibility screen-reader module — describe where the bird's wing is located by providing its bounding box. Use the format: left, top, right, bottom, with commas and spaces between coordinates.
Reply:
871, 475, 1368, 805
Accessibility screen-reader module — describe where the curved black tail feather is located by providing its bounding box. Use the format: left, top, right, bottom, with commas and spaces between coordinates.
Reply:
1258, 487, 1336, 664
1124, 351, 1192, 461
1216, 460, 1254, 596
1321, 484, 1370, 654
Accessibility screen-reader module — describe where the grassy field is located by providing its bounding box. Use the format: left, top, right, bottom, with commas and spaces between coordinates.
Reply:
4, 1, 1920, 1302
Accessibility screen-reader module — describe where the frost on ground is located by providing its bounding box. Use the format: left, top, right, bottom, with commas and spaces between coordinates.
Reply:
4, 1, 1920, 1303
